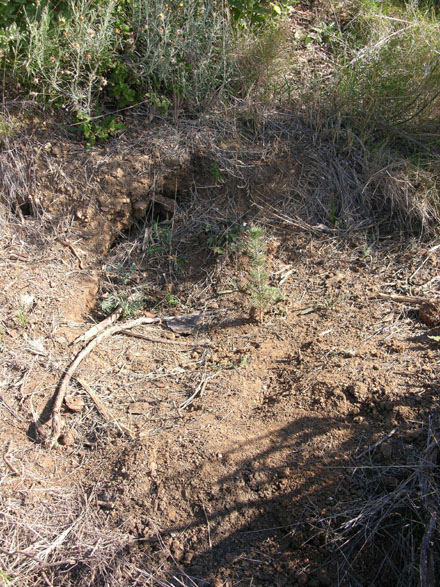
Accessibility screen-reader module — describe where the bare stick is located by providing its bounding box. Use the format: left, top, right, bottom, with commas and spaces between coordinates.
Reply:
120, 330, 194, 345
71, 308, 123, 346
47, 315, 161, 448
2, 441, 20, 476
373, 293, 431, 304
356, 428, 398, 459
420, 512, 437, 587
75, 377, 111, 420
180, 373, 218, 410
57, 237, 85, 270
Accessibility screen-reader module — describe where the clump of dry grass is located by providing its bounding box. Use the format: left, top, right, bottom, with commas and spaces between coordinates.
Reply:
313, 414, 439, 586
246, 112, 440, 237
0, 484, 133, 586
0, 131, 39, 224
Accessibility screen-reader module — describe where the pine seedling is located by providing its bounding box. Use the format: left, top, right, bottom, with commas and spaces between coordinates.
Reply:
245, 226, 279, 322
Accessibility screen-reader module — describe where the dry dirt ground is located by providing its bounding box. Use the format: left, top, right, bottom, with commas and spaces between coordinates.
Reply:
0, 114, 439, 586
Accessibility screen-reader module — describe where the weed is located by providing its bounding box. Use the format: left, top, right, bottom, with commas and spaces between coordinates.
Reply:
209, 162, 224, 185
228, 0, 297, 26
100, 291, 146, 317
165, 292, 180, 307
15, 307, 28, 327
127, 0, 240, 110
18, 0, 121, 117
74, 112, 125, 149
0, 114, 16, 137
142, 219, 172, 254
205, 222, 246, 255
105, 262, 138, 285
244, 225, 279, 321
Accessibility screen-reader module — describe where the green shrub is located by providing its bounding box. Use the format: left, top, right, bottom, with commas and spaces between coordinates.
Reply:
6, 0, 274, 133
17, 0, 121, 117
125, 0, 239, 109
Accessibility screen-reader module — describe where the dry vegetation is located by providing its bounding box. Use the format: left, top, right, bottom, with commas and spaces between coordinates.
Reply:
1, 1, 440, 585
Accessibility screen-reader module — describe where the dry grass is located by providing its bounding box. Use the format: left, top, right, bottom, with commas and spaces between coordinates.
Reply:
0, 483, 133, 586
312, 414, 440, 586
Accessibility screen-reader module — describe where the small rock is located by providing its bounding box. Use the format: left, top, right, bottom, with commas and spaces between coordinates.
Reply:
183, 550, 194, 564
64, 394, 85, 413
59, 429, 77, 446
167, 506, 178, 522
420, 302, 440, 327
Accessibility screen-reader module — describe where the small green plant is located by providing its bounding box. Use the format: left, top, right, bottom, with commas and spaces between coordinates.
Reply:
143, 219, 172, 254
165, 292, 180, 307
228, 0, 297, 26
15, 308, 27, 327
105, 262, 138, 284
245, 225, 279, 321
100, 291, 145, 317
205, 222, 246, 255
74, 112, 125, 149
209, 162, 224, 185
0, 569, 13, 585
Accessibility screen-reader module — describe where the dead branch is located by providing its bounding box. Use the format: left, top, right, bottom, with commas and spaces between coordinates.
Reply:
356, 427, 398, 459
71, 308, 123, 346
120, 329, 211, 346
57, 237, 85, 270
373, 293, 430, 304
47, 315, 161, 448
48, 310, 222, 447
180, 373, 219, 410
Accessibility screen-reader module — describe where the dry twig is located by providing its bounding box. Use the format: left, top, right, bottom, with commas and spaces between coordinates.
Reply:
47, 315, 162, 448
57, 237, 85, 270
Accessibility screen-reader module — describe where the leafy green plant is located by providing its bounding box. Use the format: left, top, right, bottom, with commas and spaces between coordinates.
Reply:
165, 292, 180, 307
244, 225, 279, 321
74, 112, 125, 149
228, 0, 297, 26
105, 262, 138, 284
100, 291, 145, 317
205, 222, 246, 255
